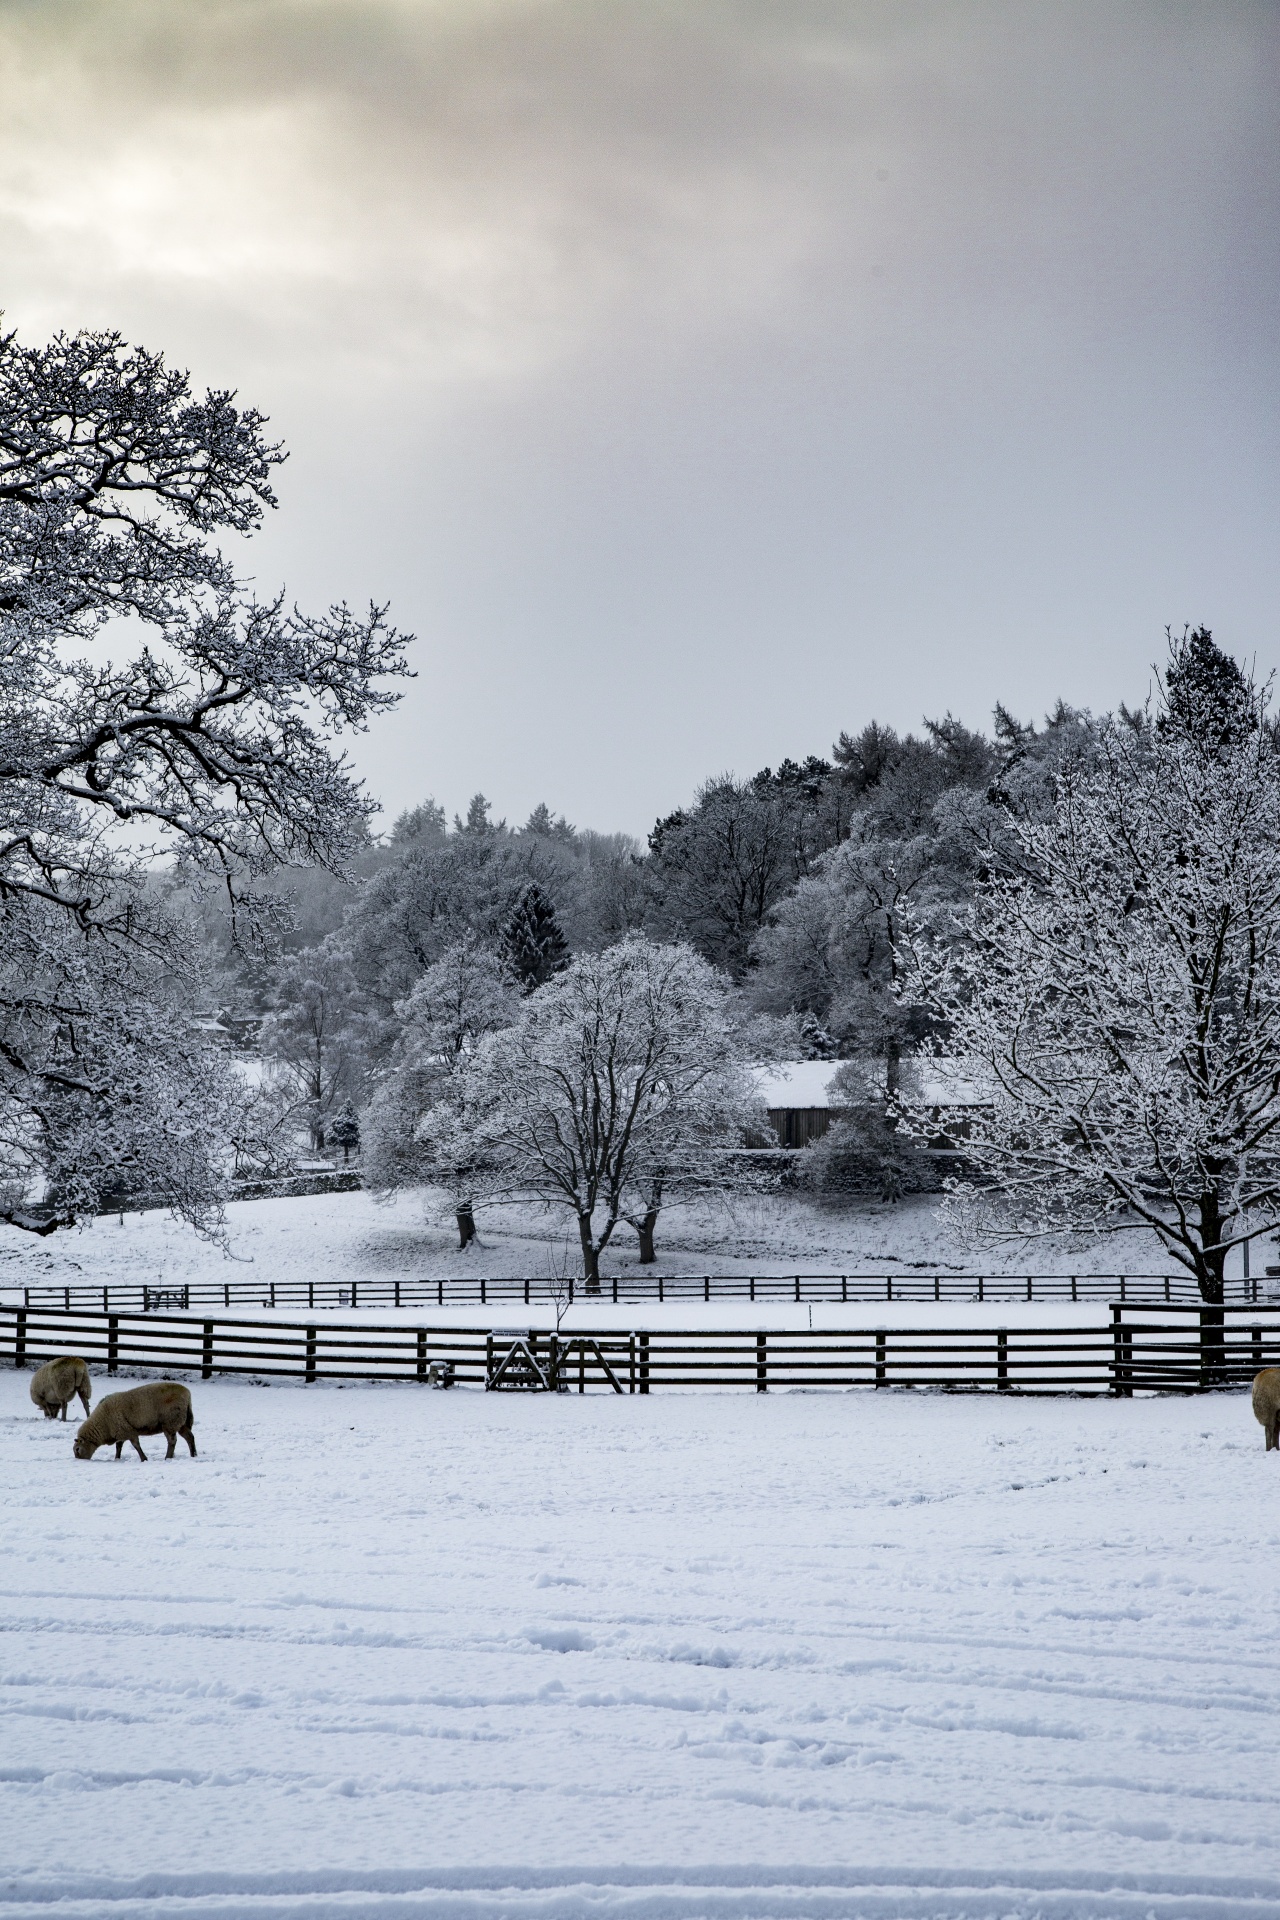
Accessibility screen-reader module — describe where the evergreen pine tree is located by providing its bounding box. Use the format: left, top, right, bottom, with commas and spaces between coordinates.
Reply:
503, 884, 569, 993
330, 1101, 361, 1165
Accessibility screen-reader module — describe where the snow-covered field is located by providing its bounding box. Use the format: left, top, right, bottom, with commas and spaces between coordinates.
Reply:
4, 1367, 1280, 1919
0, 1189, 1222, 1312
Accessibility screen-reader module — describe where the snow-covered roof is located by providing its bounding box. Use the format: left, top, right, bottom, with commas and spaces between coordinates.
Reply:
752, 1062, 842, 1110
753, 1058, 991, 1110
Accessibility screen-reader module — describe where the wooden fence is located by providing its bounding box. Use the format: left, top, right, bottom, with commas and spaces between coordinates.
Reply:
4, 1270, 1272, 1315
4, 1303, 1278, 1393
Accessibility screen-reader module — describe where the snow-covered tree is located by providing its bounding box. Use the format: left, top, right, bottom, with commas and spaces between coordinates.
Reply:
423, 937, 757, 1286
260, 942, 367, 1153
503, 882, 569, 992
0, 322, 408, 1228
0, 906, 241, 1231
361, 934, 518, 1246
329, 1101, 360, 1165
899, 630, 1280, 1315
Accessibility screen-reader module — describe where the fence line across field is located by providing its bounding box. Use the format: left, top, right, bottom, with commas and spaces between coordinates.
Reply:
4, 1303, 1278, 1395
5, 1270, 1274, 1316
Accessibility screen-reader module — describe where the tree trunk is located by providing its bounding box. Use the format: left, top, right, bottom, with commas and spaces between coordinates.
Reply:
578, 1213, 601, 1293
456, 1203, 476, 1250
636, 1209, 659, 1264
1197, 1192, 1228, 1385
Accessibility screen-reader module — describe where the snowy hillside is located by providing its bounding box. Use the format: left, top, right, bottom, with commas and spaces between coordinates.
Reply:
0, 1187, 1221, 1308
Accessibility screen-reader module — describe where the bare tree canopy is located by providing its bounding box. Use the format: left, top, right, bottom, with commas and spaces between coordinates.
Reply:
422, 937, 758, 1284
0, 322, 411, 1230
900, 630, 1280, 1306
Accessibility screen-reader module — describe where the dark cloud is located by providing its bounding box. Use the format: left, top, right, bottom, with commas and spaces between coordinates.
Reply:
2, 0, 1277, 832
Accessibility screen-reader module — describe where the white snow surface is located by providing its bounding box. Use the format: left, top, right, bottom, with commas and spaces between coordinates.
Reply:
0, 1188, 1218, 1306
3, 1369, 1280, 1919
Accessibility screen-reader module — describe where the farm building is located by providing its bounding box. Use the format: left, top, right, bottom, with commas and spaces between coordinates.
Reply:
752, 1062, 843, 1149
753, 1059, 988, 1150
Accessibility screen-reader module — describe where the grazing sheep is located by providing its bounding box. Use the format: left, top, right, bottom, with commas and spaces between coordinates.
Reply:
73, 1382, 196, 1462
1253, 1369, 1280, 1450
30, 1356, 91, 1422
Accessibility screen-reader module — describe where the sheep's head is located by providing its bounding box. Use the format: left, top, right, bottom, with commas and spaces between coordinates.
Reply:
73, 1428, 98, 1459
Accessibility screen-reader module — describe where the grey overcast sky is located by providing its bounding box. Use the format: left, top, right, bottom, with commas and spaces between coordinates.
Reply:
1, 0, 1277, 836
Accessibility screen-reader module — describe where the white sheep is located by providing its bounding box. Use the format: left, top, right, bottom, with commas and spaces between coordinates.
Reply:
30, 1356, 92, 1422
73, 1382, 196, 1461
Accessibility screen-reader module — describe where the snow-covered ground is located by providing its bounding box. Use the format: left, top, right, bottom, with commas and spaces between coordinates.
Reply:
3, 1369, 1280, 1918
0, 1189, 1228, 1312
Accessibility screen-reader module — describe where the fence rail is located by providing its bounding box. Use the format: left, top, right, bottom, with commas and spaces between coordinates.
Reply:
3, 1270, 1274, 1316
4, 1303, 1279, 1394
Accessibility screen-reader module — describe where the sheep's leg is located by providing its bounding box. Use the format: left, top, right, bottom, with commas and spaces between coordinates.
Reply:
165, 1430, 178, 1459
1270, 1416, 1278, 1452
127, 1433, 147, 1461
77, 1388, 90, 1417
182, 1421, 196, 1458
114, 1441, 124, 1459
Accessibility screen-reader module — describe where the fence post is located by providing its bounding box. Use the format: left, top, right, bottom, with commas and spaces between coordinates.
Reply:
750, 1276, 755, 1303
704, 1276, 710, 1303
875, 1329, 887, 1387
395, 1281, 400, 1309
978, 1276, 984, 1303
103, 1286, 108, 1313
613, 1276, 618, 1304
639, 1332, 649, 1394
485, 1333, 493, 1389
14, 1308, 25, 1370
202, 1322, 214, 1381
629, 1334, 636, 1394
1110, 1303, 1132, 1397
756, 1332, 767, 1393
107, 1314, 118, 1375
1025, 1277, 1032, 1303
997, 1328, 1009, 1391
1252, 1323, 1262, 1377
416, 1328, 426, 1382
842, 1276, 848, 1303
306, 1327, 318, 1383
1071, 1275, 1077, 1302
934, 1275, 940, 1302
481, 1278, 486, 1308
438, 1279, 443, 1308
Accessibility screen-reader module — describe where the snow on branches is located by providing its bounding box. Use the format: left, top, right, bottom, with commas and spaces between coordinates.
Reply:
419, 937, 762, 1283
0, 322, 411, 1228
898, 631, 1280, 1301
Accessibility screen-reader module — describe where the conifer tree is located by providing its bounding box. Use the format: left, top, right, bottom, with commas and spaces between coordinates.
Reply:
503, 884, 569, 993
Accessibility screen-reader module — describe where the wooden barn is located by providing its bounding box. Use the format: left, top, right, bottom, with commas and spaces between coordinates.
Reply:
752, 1058, 989, 1150
752, 1062, 842, 1149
